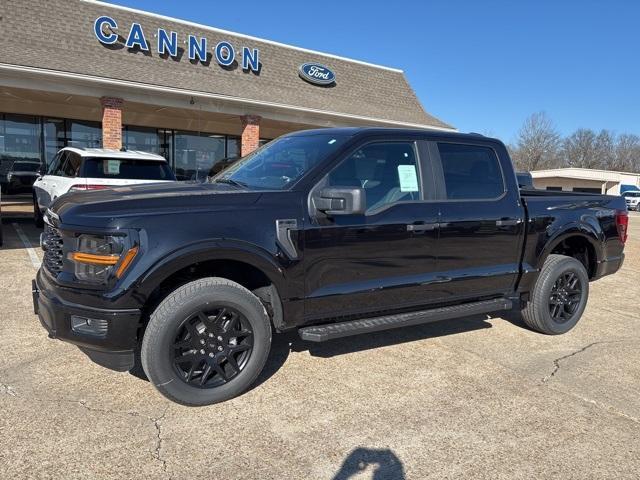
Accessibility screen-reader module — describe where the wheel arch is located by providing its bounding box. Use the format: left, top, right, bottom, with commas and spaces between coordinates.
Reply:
537, 223, 602, 279
137, 240, 288, 329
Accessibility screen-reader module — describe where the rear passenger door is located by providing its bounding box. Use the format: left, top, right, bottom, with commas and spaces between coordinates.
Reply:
428, 140, 524, 301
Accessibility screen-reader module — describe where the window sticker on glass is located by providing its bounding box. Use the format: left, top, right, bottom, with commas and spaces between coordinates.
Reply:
398, 165, 419, 192
106, 160, 121, 175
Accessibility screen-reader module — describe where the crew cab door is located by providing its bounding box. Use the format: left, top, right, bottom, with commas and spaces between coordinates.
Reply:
427, 140, 524, 300
303, 139, 440, 320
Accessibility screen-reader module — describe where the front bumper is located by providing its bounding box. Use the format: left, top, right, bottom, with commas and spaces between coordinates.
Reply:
33, 270, 141, 371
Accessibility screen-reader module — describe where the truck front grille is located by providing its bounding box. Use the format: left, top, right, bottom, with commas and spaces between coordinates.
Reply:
42, 225, 64, 275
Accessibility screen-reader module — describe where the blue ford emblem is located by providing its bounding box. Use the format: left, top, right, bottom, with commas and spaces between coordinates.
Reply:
299, 63, 336, 86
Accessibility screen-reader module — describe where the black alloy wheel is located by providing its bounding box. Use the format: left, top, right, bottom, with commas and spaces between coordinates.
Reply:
548, 271, 583, 323
141, 277, 272, 406
172, 306, 254, 388
520, 254, 589, 335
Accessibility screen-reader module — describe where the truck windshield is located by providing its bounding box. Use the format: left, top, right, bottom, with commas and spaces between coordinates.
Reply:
212, 134, 349, 190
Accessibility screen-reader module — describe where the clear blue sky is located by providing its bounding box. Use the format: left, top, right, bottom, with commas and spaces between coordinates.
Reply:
108, 0, 639, 142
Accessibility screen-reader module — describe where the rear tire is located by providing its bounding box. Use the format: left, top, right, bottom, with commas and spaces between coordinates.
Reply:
33, 195, 44, 228
141, 277, 272, 406
521, 254, 589, 335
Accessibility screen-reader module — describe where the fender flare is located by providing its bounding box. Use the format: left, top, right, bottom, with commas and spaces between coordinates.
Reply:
136, 239, 288, 300
536, 220, 603, 271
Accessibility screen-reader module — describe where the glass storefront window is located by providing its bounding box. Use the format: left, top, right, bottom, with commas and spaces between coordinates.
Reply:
0, 112, 252, 179
0, 114, 42, 178
124, 126, 162, 155
174, 131, 226, 181
67, 120, 101, 149
43, 117, 66, 166
226, 136, 241, 160
159, 129, 173, 166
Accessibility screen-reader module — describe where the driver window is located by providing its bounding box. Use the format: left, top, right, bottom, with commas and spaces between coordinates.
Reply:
328, 142, 421, 212
61, 152, 82, 177
48, 152, 68, 176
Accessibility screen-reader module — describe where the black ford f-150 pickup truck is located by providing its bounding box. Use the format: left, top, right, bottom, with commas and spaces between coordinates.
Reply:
33, 128, 628, 405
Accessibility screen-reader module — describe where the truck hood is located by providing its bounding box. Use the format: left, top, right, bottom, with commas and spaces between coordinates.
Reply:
50, 181, 263, 228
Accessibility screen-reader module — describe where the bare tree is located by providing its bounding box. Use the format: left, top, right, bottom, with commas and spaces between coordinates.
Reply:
562, 129, 598, 168
613, 133, 640, 172
510, 112, 640, 173
511, 112, 562, 171
594, 130, 616, 169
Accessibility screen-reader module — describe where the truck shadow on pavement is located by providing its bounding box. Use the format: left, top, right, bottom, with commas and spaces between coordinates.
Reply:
252, 314, 495, 391
332, 447, 405, 480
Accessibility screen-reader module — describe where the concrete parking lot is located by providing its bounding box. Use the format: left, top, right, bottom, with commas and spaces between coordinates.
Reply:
1, 214, 639, 479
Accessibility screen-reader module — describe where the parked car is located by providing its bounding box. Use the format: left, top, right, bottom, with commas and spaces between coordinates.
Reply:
622, 190, 640, 211
33, 128, 627, 406
0, 159, 42, 194
32, 148, 176, 227
516, 171, 534, 188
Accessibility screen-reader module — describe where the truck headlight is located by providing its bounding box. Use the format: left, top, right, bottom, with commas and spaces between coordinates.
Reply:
69, 234, 138, 283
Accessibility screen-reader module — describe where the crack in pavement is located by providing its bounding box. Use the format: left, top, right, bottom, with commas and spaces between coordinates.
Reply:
37, 396, 174, 478
539, 340, 640, 426
2, 381, 175, 477
542, 341, 619, 383
73, 399, 173, 477
151, 405, 171, 478
543, 383, 640, 426
438, 338, 638, 426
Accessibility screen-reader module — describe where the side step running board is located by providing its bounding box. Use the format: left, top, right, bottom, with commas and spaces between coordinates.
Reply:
298, 298, 513, 342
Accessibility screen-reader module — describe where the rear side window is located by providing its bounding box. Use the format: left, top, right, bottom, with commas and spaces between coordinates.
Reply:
82, 158, 175, 181
437, 143, 504, 200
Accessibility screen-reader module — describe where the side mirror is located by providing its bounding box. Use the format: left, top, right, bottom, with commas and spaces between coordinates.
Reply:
316, 187, 366, 215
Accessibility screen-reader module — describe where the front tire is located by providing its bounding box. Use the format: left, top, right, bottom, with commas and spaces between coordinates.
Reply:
521, 254, 589, 335
141, 277, 272, 406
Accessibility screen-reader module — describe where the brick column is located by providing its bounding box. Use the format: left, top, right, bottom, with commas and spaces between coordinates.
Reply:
101, 97, 124, 149
240, 115, 261, 156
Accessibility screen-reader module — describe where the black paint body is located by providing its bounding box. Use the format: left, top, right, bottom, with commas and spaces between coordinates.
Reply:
33, 128, 626, 369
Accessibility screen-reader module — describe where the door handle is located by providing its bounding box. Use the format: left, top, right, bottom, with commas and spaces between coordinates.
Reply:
407, 222, 438, 233
496, 218, 522, 227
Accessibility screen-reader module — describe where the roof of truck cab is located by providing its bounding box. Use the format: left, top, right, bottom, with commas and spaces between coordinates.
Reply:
285, 127, 501, 142
60, 147, 167, 161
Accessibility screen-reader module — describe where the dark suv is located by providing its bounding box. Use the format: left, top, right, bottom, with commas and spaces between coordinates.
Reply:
33, 128, 627, 405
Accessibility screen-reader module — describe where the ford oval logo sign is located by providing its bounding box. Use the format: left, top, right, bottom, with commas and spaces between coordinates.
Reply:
299, 63, 336, 86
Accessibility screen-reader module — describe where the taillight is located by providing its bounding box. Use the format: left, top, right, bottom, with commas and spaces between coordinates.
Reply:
616, 210, 629, 244
69, 184, 111, 191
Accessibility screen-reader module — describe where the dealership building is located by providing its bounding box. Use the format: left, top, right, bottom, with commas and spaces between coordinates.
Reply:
531, 168, 640, 195
0, 0, 453, 180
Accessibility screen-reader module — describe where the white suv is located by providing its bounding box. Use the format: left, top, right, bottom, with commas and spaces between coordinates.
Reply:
33, 147, 175, 226
623, 190, 640, 211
